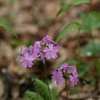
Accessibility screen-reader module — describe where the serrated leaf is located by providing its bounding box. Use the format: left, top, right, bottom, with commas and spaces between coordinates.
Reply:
24, 91, 43, 100
33, 78, 49, 100
0, 22, 18, 38
57, 0, 90, 16
56, 22, 80, 42
32, 78, 57, 100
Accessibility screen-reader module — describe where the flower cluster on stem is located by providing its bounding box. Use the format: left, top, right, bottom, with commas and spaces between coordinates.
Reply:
51, 63, 79, 86
17, 35, 61, 68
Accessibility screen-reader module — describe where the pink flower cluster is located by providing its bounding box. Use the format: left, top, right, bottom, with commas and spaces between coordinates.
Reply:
51, 64, 79, 86
17, 35, 61, 68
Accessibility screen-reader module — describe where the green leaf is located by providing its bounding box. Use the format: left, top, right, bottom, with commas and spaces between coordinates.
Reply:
57, 3, 71, 16
33, 78, 49, 100
81, 43, 100, 56
88, 12, 100, 30
95, 61, 100, 75
56, 22, 80, 42
88, 11, 100, 21
66, 59, 78, 65
24, 91, 43, 100
32, 78, 57, 100
26, 40, 34, 47
57, 0, 90, 16
80, 12, 100, 32
0, 22, 18, 38
85, 76, 96, 86
9, 39, 23, 46
77, 61, 89, 77
71, 0, 90, 5
80, 13, 91, 32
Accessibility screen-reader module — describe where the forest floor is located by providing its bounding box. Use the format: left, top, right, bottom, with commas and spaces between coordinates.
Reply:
0, 0, 100, 100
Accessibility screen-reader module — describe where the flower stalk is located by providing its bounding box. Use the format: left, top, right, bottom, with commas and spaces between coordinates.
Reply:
44, 63, 52, 100
65, 79, 69, 100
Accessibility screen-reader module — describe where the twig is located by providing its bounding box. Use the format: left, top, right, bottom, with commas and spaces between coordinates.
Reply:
83, 81, 93, 100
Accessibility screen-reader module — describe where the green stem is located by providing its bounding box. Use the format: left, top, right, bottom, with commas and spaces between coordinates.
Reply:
65, 79, 69, 100
44, 63, 52, 100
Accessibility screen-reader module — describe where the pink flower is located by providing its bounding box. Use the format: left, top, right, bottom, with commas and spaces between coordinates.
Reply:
42, 35, 52, 43
51, 63, 79, 86
51, 69, 64, 84
43, 44, 58, 59
69, 75, 79, 86
17, 35, 61, 68
20, 54, 33, 68
67, 66, 77, 74
59, 63, 68, 72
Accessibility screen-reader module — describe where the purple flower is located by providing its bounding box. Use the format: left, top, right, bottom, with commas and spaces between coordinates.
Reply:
72, 72, 79, 77
43, 44, 58, 59
69, 75, 79, 86
39, 51, 45, 64
51, 69, 64, 84
32, 42, 41, 59
55, 44, 62, 50
59, 63, 68, 72
20, 54, 33, 68
17, 35, 61, 68
42, 35, 61, 50
67, 66, 77, 74
51, 63, 79, 86
42, 35, 52, 43
16, 47, 24, 61
24, 46, 34, 59
34, 41, 42, 48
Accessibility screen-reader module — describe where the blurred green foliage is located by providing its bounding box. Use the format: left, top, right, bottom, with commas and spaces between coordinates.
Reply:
57, 0, 90, 16
80, 12, 100, 32
95, 61, 100, 76
56, 22, 80, 42
0, 22, 18, 38
81, 43, 100, 56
